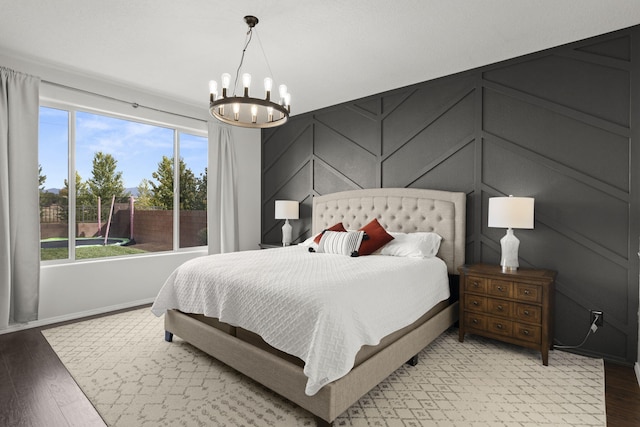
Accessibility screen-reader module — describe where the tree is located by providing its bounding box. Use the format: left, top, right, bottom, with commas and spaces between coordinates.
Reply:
87, 152, 127, 201
38, 164, 46, 191
149, 156, 206, 210
135, 178, 155, 209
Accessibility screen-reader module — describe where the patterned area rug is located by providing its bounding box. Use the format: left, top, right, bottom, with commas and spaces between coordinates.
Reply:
42, 308, 606, 426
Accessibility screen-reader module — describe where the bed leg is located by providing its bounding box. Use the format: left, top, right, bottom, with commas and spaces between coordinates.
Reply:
164, 331, 173, 342
315, 416, 332, 427
406, 354, 419, 366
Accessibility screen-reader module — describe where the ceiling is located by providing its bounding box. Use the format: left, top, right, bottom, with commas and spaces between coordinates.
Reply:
1, 0, 640, 117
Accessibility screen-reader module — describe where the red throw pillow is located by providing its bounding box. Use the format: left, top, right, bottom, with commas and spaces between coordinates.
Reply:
313, 222, 347, 244
358, 218, 394, 255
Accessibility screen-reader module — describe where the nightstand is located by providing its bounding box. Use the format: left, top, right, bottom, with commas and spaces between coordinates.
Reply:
259, 243, 283, 249
259, 243, 298, 249
458, 264, 556, 365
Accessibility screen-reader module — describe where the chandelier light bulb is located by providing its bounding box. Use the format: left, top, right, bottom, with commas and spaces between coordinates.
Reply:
242, 73, 251, 97
284, 93, 291, 108
264, 77, 273, 100
209, 80, 218, 102
221, 73, 231, 89
251, 105, 258, 123
233, 103, 240, 121
267, 106, 273, 122
279, 84, 288, 101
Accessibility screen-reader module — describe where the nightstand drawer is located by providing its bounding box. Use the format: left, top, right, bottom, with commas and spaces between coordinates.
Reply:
514, 323, 541, 343
488, 279, 513, 298
487, 316, 513, 336
515, 283, 542, 303
514, 303, 541, 323
464, 313, 487, 330
487, 299, 512, 317
464, 295, 487, 312
465, 276, 487, 293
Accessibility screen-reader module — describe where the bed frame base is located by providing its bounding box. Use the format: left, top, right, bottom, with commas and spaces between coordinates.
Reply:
164, 301, 458, 425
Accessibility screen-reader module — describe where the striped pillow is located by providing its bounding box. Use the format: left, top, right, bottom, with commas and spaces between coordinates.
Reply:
318, 231, 365, 257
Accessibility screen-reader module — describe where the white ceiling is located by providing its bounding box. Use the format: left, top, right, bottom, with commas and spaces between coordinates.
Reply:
1, 0, 640, 116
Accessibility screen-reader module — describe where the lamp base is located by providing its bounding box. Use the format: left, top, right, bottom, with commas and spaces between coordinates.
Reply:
281, 219, 292, 246
500, 228, 520, 273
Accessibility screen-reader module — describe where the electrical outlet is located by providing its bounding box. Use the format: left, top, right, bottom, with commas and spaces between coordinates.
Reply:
590, 310, 604, 327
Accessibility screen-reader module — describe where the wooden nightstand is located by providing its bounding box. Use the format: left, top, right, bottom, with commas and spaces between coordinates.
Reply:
458, 264, 556, 365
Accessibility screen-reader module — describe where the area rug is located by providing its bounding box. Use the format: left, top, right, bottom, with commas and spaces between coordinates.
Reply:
42, 308, 606, 426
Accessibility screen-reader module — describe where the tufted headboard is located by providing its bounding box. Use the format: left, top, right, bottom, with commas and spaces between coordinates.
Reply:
312, 188, 466, 274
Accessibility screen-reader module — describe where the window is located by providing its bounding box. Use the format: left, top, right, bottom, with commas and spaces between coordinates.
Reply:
39, 105, 207, 262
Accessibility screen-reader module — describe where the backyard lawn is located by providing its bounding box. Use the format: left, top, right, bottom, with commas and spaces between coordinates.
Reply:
41, 245, 147, 261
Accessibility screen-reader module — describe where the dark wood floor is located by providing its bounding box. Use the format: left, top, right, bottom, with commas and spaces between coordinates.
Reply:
1, 315, 639, 426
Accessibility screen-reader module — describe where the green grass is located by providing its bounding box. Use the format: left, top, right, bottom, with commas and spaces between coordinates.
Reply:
41, 245, 147, 261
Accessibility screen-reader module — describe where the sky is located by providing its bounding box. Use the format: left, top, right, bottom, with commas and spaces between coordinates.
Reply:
38, 107, 207, 191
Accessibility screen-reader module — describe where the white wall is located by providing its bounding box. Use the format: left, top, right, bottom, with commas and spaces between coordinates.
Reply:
0, 50, 262, 329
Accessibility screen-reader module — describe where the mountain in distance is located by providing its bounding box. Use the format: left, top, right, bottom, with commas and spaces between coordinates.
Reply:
42, 187, 140, 197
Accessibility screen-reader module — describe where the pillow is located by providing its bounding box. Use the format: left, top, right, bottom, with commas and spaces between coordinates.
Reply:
357, 218, 394, 255
313, 222, 346, 244
379, 231, 442, 258
317, 231, 364, 257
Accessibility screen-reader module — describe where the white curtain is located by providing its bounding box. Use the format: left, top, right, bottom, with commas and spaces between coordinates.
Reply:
207, 122, 239, 254
0, 67, 41, 329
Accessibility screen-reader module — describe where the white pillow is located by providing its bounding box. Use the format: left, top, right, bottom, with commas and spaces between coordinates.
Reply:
378, 232, 442, 258
299, 235, 319, 251
317, 231, 365, 257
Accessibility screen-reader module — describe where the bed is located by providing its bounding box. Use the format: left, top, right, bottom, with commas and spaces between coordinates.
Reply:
152, 187, 466, 425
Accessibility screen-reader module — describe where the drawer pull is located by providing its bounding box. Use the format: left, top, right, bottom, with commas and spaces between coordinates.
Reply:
496, 323, 503, 329
472, 281, 480, 288
472, 319, 479, 324
497, 286, 504, 292
523, 329, 530, 335
523, 310, 530, 316
497, 305, 504, 311
472, 301, 479, 306
524, 289, 531, 295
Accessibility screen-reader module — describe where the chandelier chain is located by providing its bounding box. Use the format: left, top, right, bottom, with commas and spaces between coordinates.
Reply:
253, 28, 277, 85
232, 27, 254, 96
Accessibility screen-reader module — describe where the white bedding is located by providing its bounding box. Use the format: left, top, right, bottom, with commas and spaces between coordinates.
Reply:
151, 245, 450, 396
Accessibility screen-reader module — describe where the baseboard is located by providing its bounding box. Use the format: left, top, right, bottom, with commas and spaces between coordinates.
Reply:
635, 362, 640, 388
0, 298, 155, 335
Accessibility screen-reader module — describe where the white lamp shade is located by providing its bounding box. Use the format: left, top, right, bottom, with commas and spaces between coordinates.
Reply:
274, 200, 299, 220
488, 196, 534, 229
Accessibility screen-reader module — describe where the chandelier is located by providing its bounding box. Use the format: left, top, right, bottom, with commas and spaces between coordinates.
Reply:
208, 15, 290, 129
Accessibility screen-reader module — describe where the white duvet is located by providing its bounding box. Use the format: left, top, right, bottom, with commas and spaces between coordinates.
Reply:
151, 246, 450, 396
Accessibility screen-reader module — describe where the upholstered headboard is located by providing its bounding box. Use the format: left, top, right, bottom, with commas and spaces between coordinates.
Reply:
312, 188, 466, 274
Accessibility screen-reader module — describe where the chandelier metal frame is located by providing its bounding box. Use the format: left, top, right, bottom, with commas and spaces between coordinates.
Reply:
208, 16, 290, 129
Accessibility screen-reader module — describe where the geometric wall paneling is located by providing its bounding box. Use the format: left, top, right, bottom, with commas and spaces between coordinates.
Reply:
262, 131, 312, 201
576, 35, 631, 62
314, 106, 379, 154
381, 76, 476, 156
261, 25, 640, 364
313, 121, 377, 189
481, 138, 629, 258
482, 54, 630, 127
262, 118, 313, 169
483, 87, 630, 192
313, 158, 361, 196
402, 139, 475, 192
382, 91, 475, 187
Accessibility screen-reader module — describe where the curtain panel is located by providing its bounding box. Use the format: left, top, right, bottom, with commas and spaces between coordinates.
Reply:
207, 122, 239, 254
0, 67, 41, 329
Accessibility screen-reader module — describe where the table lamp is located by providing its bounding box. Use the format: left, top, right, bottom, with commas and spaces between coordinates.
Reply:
275, 200, 299, 246
488, 195, 535, 272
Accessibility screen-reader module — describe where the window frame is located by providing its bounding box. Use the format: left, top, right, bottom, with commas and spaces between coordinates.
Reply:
39, 95, 208, 265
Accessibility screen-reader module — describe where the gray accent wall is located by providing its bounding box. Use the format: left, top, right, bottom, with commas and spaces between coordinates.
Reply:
261, 26, 640, 364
